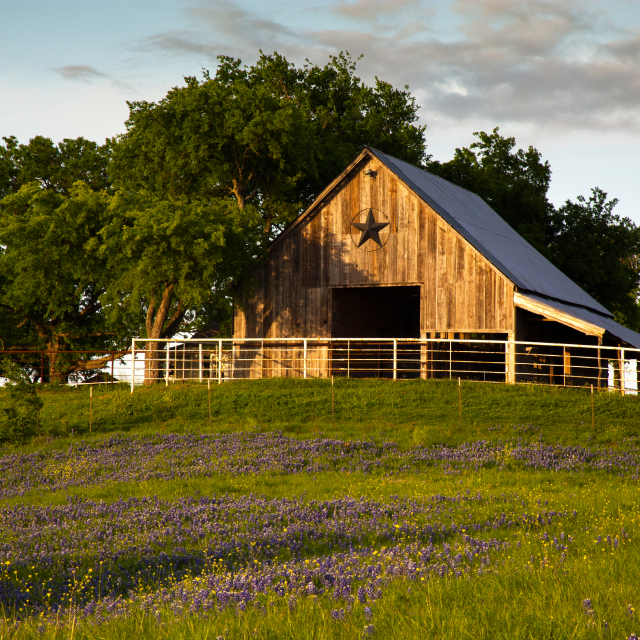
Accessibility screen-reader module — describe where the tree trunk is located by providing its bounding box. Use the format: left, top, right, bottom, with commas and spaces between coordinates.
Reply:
143, 283, 185, 386
46, 338, 67, 384
145, 340, 164, 385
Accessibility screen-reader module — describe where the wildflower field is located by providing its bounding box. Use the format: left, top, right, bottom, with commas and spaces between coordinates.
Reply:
1, 379, 639, 639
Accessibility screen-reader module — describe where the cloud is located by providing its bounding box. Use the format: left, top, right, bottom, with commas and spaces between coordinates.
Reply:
52, 65, 135, 93
137, 0, 640, 132
334, 0, 427, 25
53, 65, 110, 82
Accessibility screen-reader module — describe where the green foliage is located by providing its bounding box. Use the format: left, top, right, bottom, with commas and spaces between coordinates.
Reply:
0, 358, 44, 444
552, 188, 640, 330
0, 135, 110, 198
0, 180, 121, 380
99, 191, 261, 346
110, 52, 427, 236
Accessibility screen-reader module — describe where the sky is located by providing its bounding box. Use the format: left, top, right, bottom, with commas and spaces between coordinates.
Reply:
2, 0, 640, 222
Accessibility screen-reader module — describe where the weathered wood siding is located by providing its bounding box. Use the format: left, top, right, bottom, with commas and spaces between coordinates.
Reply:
234, 157, 515, 341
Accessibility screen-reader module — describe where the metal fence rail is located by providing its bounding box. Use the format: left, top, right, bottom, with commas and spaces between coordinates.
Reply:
0, 350, 132, 385
129, 338, 640, 395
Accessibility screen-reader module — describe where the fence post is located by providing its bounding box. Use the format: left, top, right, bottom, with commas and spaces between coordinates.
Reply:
458, 377, 462, 430
303, 339, 307, 379
111, 354, 114, 386
199, 343, 203, 382
621, 348, 626, 395
130, 339, 135, 394
393, 339, 397, 380
165, 342, 170, 386
591, 384, 594, 429
218, 339, 222, 385
449, 340, 452, 380
89, 386, 93, 432
331, 375, 335, 423
208, 379, 211, 424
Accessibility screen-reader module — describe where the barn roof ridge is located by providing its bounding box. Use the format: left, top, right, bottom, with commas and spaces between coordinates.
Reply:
365, 146, 613, 318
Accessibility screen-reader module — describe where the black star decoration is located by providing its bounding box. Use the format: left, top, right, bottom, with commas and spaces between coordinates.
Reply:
352, 209, 389, 247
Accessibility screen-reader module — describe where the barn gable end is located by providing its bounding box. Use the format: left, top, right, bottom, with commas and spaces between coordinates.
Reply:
234, 150, 515, 340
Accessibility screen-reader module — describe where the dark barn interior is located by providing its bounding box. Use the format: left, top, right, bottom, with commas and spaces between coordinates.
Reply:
331, 286, 420, 378
331, 286, 420, 338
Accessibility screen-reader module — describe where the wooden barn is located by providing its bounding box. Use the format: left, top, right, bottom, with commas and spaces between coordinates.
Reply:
232, 147, 640, 385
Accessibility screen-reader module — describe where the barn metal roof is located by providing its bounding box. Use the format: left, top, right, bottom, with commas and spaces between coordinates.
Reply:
368, 147, 613, 318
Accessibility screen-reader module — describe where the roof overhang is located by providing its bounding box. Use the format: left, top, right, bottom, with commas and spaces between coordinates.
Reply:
514, 292, 640, 348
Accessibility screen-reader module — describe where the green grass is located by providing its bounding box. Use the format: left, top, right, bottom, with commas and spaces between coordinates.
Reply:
1, 379, 640, 639
9, 377, 640, 450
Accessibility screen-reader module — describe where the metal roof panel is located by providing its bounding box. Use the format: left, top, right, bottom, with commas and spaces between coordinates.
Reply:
368, 147, 612, 317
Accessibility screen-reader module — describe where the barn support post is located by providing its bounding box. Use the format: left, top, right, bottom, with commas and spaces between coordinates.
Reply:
621, 348, 626, 395
506, 335, 516, 384
393, 339, 397, 380
218, 339, 222, 385
198, 344, 203, 382
130, 339, 135, 394
303, 339, 307, 379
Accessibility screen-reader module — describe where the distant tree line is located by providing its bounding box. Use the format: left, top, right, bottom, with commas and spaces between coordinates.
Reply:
1, 52, 638, 384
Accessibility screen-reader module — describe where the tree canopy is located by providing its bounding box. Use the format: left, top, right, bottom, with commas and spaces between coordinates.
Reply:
110, 52, 427, 236
0, 181, 118, 382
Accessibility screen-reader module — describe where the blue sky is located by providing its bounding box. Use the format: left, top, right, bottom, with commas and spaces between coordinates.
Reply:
2, 0, 640, 222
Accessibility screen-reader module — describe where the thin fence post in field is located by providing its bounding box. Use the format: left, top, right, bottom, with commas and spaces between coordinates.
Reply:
591, 384, 594, 429
621, 348, 626, 396
458, 377, 462, 430
111, 354, 114, 386
331, 375, 335, 423
218, 339, 222, 385
89, 386, 93, 433
130, 339, 135, 394
199, 343, 203, 383
208, 379, 211, 424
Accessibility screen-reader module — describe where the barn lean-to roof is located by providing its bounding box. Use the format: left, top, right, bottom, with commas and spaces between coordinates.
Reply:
268, 146, 640, 348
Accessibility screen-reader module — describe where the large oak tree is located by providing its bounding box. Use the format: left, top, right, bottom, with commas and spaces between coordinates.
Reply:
110, 52, 428, 237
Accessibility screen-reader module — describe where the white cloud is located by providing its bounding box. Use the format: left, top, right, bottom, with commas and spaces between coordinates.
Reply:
137, 0, 640, 132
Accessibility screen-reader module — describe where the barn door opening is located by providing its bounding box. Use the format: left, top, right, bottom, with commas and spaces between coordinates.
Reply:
331, 286, 420, 378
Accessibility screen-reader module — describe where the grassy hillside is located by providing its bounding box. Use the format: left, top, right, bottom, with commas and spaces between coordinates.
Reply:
1, 380, 639, 639
13, 377, 640, 449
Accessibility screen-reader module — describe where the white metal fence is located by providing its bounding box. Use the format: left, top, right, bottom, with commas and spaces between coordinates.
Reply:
128, 337, 639, 395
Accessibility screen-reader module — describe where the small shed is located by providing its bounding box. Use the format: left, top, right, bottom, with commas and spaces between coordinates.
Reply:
233, 147, 640, 384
